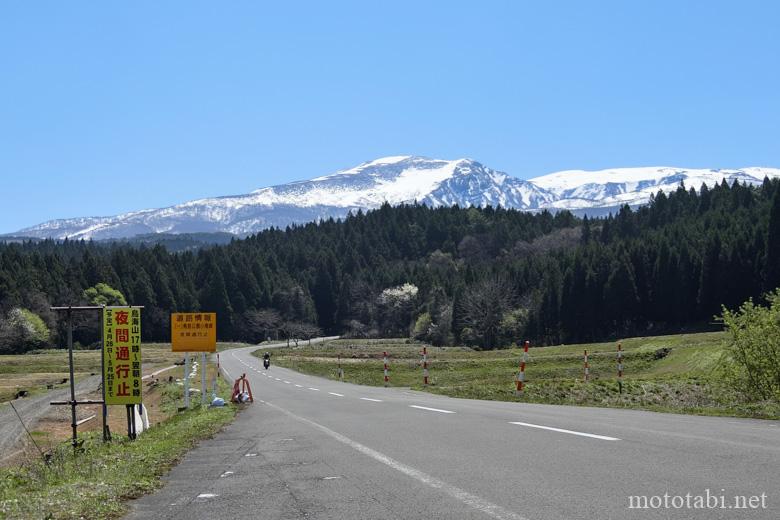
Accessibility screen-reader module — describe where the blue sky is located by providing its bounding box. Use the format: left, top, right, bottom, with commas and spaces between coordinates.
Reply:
1, 1, 779, 233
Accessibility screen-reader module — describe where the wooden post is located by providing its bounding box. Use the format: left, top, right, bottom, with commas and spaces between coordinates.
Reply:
422, 347, 429, 386
99, 306, 110, 441
584, 349, 589, 382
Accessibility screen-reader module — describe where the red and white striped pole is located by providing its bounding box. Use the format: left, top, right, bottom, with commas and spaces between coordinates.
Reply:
617, 343, 623, 394
422, 347, 429, 386
584, 349, 589, 382
515, 340, 529, 396
383, 351, 389, 387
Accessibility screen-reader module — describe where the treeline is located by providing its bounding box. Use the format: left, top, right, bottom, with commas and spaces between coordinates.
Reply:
1, 177, 779, 352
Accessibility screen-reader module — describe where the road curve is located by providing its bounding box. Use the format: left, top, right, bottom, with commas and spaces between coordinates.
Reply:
128, 343, 779, 520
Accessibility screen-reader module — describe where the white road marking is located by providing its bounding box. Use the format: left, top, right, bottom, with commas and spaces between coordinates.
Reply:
360, 398, 383, 402
219, 471, 234, 478
274, 378, 281, 381
509, 421, 620, 441
328, 392, 344, 397
197, 493, 218, 499
267, 402, 528, 520
295, 384, 303, 388
245, 453, 257, 457
309, 388, 320, 391
410, 405, 455, 414
323, 476, 341, 480
284, 381, 291, 384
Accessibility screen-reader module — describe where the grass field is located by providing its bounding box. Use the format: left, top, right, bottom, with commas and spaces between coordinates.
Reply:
0, 377, 237, 519
259, 333, 780, 419
0, 342, 253, 403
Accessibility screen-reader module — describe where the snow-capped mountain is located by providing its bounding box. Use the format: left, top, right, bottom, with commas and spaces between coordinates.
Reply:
531, 166, 780, 212
9, 157, 780, 240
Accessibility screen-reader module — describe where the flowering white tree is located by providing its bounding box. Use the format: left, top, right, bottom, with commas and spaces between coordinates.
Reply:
376, 283, 419, 336
0, 308, 50, 354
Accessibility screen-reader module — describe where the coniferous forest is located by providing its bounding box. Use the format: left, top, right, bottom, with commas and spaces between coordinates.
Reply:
1, 178, 779, 353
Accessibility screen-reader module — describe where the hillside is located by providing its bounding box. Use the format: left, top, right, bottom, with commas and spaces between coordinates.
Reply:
1, 176, 779, 353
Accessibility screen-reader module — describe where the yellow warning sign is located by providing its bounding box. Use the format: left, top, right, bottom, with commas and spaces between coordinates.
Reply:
171, 313, 217, 352
103, 307, 142, 405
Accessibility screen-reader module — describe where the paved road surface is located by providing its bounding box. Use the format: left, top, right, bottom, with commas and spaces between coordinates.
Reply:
128, 343, 779, 519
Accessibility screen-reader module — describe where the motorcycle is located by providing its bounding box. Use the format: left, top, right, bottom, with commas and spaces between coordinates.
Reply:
263, 358, 270, 370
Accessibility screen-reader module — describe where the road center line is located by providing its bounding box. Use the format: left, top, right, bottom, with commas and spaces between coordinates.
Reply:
265, 402, 527, 520
295, 384, 303, 388
508, 421, 620, 441
410, 405, 455, 414
360, 398, 383, 402
328, 392, 344, 397
308, 388, 320, 391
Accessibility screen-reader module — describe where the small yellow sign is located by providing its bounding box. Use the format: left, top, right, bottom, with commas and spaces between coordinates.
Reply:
171, 313, 217, 352
103, 307, 142, 405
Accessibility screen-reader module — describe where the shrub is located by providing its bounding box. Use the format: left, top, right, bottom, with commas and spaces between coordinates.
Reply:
720, 289, 780, 401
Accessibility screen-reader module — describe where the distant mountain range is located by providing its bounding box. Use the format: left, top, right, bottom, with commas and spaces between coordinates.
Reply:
8, 156, 780, 240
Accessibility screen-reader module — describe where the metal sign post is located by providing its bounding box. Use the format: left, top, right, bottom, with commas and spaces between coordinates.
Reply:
50, 305, 143, 449
184, 353, 191, 408
66, 308, 78, 449
201, 352, 207, 405
171, 312, 217, 408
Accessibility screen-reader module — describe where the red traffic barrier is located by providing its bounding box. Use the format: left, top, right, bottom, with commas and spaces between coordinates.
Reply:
231, 373, 254, 403
515, 340, 529, 396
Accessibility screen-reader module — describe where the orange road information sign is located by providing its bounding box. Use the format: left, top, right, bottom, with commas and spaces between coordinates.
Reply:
171, 313, 217, 352
103, 307, 142, 405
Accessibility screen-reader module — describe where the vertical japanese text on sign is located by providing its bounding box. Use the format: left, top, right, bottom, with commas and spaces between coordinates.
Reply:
104, 307, 142, 405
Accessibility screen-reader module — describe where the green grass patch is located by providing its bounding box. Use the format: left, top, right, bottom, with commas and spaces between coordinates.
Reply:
0, 380, 237, 519
258, 333, 779, 419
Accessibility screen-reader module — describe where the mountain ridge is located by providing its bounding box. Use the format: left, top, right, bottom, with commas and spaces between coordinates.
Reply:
10, 156, 780, 240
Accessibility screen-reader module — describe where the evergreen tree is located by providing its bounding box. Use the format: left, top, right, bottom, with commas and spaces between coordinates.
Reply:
765, 187, 780, 292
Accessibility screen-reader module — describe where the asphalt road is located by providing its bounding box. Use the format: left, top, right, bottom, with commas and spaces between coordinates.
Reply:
128, 344, 779, 520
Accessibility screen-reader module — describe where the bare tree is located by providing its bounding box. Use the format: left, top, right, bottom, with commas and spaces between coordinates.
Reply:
243, 308, 281, 342
279, 321, 321, 347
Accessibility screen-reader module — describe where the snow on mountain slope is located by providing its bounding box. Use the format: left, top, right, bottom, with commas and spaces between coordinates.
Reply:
530, 166, 780, 210
9, 159, 780, 240
12, 157, 553, 240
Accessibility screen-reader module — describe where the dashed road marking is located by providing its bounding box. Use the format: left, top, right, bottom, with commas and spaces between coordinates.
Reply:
309, 388, 320, 391
360, 398, 383, 402
508, 421, 620, 441
328, 392, 344, 397
410, 405, 455, 414
266, 402, 528, 520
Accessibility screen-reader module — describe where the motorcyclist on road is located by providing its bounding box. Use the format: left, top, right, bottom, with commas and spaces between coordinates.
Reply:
263, 352, 271, 369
